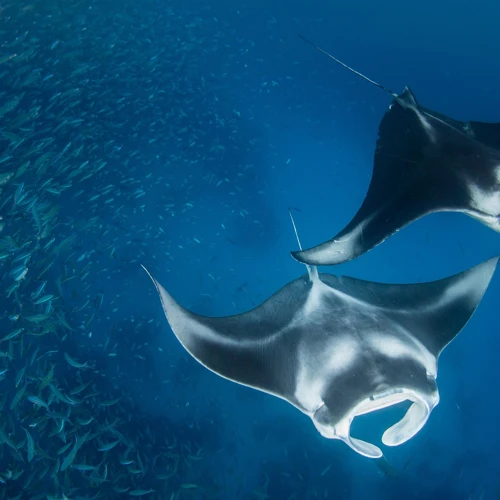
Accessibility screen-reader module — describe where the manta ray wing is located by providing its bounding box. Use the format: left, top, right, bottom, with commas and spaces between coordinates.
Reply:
142, 265, 311, 400
321, 255, 498, 357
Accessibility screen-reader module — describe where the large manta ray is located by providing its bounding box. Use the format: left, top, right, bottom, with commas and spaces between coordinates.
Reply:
291, 36, 500, 267
144, 251, 498, 458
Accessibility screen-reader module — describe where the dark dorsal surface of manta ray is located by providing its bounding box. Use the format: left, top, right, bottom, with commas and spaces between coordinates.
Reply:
144, 254, 498, 458
291, 36, 500, 267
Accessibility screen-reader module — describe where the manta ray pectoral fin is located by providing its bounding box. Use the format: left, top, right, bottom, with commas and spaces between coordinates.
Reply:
143, 264, 313, 395
291, 86, 454, 267
291, 231, 365, 267
324, 256, 499, 358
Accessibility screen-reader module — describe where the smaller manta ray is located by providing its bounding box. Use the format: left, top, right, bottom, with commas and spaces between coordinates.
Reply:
292, 36, 500, 266
143, 233, 498, 458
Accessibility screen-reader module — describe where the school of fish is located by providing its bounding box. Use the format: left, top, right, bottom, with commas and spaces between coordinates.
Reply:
0, 0, 295, 498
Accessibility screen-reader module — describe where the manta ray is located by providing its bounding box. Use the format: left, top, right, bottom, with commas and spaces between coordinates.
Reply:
291, 36, 500, 267
144, 244, 498, 458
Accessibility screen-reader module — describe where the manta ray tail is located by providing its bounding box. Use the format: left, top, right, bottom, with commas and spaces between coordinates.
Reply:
288, 208, 319, 282
297, 35, 398, 98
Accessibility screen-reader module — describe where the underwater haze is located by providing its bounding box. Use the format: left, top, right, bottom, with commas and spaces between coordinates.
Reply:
0, 0, 499, 498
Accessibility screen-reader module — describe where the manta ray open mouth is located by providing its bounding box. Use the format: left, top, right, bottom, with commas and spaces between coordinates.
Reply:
325, 388, 439, 459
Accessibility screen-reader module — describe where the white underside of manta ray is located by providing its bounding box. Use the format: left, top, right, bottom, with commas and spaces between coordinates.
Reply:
143, 226, 498, 458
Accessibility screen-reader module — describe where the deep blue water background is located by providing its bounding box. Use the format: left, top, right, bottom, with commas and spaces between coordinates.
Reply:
2, 0, 500, 498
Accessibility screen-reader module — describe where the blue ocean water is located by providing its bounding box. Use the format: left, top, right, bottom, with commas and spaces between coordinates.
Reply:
1, 0, 500, 498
